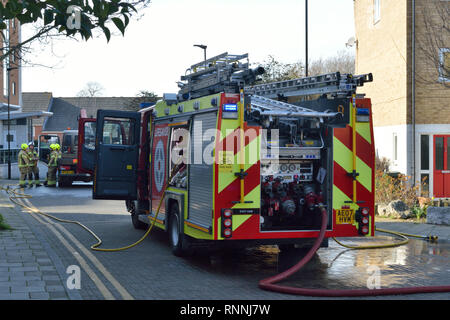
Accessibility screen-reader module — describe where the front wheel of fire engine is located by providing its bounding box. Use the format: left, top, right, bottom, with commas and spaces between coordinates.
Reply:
169, 204, 190, 257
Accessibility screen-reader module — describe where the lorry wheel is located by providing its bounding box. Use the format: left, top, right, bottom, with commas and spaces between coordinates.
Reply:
129, 201, 147, 230
168, 203, 190, 257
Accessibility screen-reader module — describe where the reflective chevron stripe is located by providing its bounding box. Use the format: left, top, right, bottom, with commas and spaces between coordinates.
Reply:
333, 98, 375, 236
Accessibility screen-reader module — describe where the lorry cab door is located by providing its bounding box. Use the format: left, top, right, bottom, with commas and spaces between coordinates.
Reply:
38, 134, 60, 163
78, 118, 97, 173
93, 110, 141, 200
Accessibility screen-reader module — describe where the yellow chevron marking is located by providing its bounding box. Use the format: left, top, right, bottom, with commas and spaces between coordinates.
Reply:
333, 137, 372, 192
355, 121, 371, 144
217, 133, 260, 194
232, 186, 260, 209
232, 214, 252, 231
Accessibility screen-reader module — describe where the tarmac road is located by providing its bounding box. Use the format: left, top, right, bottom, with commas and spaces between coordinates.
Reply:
1, 181, 449, 301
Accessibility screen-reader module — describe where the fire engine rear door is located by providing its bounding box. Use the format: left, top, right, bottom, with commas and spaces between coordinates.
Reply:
93, 110, 141, 200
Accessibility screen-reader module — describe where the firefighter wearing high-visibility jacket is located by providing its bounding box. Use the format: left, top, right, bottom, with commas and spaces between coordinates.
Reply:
55, 143, 62, 163
27, 142, 41, 187
18, 143, 31, 188
44, 144, 58, 187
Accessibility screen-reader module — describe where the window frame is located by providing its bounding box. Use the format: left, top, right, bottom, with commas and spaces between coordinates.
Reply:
438, 48, 450, 83
373, 0, 381, 24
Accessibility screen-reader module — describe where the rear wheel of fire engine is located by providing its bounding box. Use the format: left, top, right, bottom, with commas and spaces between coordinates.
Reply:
169, 204, 190, 257
129, 200, 147, 230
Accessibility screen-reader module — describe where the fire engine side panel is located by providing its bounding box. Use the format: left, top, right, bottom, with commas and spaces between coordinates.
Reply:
187, 111, 217, 230
332, 98, 375, 237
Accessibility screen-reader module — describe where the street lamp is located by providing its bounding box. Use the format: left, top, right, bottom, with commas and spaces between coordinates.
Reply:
305, 0, 308, 77
193, 44, 207, 68
7, 66, 18, 180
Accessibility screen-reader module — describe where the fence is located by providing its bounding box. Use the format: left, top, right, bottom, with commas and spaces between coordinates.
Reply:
0, 149, 20, 164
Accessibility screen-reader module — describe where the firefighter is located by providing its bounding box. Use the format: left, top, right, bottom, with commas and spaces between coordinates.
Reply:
45, 144, 58, 187
27, 142, 41, 187
18, 143, 31, 188
55, 143, 62, 164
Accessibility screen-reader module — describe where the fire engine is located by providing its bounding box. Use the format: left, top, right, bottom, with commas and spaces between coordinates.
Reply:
86, 52, 375, 256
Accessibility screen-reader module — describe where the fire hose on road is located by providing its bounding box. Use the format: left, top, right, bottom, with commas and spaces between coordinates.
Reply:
3, 185, 450, 297
259, 205, 450, 297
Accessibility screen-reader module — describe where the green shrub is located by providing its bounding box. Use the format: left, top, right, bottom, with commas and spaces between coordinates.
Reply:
0, 213, 11, 230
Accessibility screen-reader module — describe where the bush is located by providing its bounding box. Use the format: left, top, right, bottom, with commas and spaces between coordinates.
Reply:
375, 170, 424, 208
0, 213, 11, 230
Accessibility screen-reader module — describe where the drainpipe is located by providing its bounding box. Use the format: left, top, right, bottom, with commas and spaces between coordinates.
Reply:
412, 0, 416, 185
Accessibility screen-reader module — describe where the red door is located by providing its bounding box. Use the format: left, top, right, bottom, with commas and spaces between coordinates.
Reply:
433, 135, 450, 198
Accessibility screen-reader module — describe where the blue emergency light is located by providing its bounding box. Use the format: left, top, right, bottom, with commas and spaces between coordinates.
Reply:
356, 108, 369, 115
223, 103, 238, 112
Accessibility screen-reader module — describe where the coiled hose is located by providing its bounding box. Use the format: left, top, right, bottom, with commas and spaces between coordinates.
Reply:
259, 206, 450, 297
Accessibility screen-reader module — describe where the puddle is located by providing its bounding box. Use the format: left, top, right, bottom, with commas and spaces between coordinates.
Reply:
187, 237, 450, 291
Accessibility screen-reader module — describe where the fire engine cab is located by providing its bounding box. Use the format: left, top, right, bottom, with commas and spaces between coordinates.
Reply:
90, 52, 375, 256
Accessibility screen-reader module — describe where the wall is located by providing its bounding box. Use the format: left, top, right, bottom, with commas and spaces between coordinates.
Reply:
354, 0, 409, 128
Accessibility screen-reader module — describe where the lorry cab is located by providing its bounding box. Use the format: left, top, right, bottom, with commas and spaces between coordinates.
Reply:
58, 119, 96, 187
38, 134, 60, 163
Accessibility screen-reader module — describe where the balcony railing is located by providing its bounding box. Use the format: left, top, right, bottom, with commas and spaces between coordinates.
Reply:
0, 149, 21, 164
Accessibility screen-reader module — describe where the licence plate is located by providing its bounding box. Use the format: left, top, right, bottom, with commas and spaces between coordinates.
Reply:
61, 170, 74, 174
336, 209, 355, 224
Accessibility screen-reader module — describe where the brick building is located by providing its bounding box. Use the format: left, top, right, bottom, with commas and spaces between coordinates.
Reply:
354, 0, 450, 198
0, 19, 53, 152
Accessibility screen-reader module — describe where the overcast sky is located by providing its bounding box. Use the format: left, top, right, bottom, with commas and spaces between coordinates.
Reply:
21, 0, 355, 98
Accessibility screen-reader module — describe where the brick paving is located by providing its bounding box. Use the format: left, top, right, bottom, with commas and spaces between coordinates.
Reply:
1, 180, 449, 300
0, 189, 81, 300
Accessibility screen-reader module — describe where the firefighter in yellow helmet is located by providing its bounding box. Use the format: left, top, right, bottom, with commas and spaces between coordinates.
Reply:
27, 141, 41, 187
18, 143, 31, 188
54, 143, 62, 163
45, 144, 58, 187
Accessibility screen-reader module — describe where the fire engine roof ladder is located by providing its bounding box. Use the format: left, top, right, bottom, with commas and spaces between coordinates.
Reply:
244, 72, 373, 99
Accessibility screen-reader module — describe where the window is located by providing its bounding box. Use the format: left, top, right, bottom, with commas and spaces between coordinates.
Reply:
12, 82, 16, 96
373, 0, 381, 24
420, 135, 429, 170
435, 137, 444, 170
393, 133, 398, 162
83, 122, 96, 149
102, 117, 135, 145
168, 124, 189, 189
420, 174, 429, 197
439, 48, 450, 82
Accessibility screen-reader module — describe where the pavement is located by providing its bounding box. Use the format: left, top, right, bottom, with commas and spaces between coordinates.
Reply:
0, 180, 81, 300
0, 178, 449, 300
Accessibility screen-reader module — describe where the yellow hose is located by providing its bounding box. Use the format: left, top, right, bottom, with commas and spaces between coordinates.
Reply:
3, 161, 181, 253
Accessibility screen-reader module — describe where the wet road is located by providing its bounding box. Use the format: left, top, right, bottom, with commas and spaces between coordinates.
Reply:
11, 183, 450, 299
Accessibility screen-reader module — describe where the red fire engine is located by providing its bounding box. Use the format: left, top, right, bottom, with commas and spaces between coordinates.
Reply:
86, 52, 375, 257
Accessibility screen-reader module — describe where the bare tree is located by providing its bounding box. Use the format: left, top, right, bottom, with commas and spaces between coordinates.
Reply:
416, 0, 450, 88
256, 50, 355, 84
77, 82, 105, 97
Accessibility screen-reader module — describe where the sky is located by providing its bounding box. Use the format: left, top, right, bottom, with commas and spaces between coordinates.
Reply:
21, 0, 355, 98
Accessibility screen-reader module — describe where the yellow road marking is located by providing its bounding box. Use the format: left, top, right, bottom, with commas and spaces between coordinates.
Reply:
20, 197, 134, 300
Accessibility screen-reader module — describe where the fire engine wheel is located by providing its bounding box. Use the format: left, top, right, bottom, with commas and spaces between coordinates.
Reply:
129, 201, 147, 230
168, 204, 190, 257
